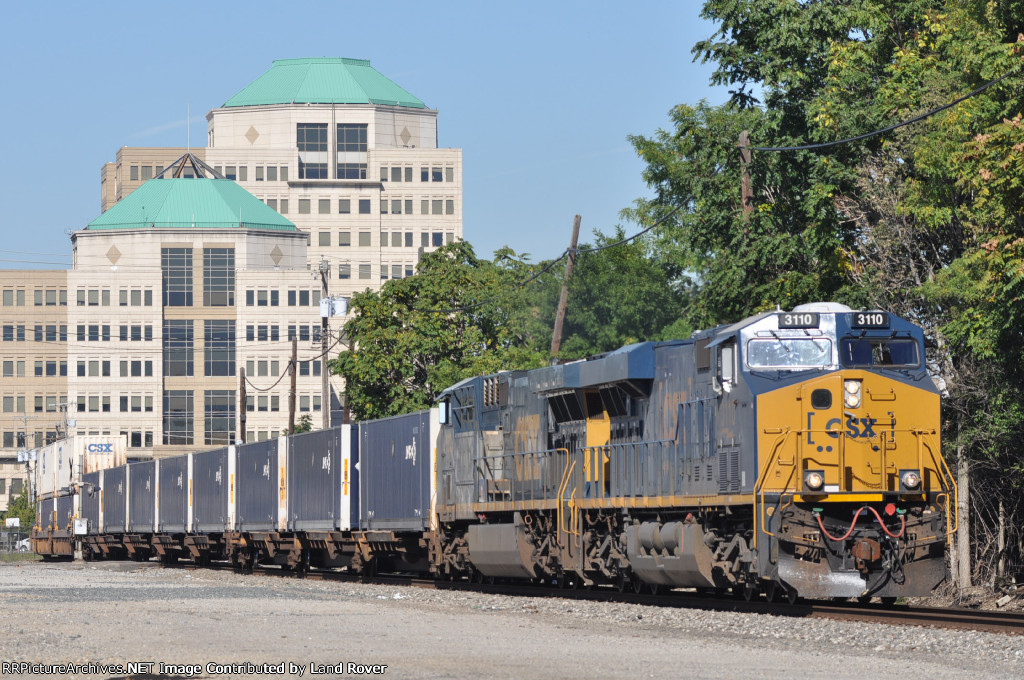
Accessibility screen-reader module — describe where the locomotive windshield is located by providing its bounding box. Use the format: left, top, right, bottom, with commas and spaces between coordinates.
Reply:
746, 337, 832, 369
840, 337, 920, 368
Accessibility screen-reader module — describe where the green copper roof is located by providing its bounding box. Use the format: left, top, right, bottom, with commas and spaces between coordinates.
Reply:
87, 178, 297, 231
223, 58, 426, 109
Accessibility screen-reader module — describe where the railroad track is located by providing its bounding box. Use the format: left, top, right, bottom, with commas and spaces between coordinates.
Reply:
169, 561, 1024, 636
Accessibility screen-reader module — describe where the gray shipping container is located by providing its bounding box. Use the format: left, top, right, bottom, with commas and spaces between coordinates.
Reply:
287, 428, 342, 530
55, 494, 74, 532
360, 410, 432, 531
236, 439, 277, 531
158, 455, 188, 533
101, 466, 127, 533
128, 461, 156, 532
35, 498, 53, 531
81, 471, 100, 534
192, 447, 230, 533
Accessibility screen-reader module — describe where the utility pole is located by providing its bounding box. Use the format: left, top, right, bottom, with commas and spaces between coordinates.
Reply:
289, 337, 297, 435
239, 367, 247, 444
738, 130, 753, 218
319, 258, 331, 430
550, 215, 581, 357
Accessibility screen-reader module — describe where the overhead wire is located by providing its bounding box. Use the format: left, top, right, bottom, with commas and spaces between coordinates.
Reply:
414, 206, 683, 315
742, 64, 1021, 152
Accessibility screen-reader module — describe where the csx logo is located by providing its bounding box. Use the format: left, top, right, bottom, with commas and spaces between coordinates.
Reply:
807, 412, 891, 443
87, 444, 114, 453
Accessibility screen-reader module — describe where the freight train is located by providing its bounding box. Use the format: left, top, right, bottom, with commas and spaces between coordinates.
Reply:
32, 303, 956, 602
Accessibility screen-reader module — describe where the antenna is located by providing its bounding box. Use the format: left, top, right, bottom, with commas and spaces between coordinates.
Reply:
187, 103, 191, 154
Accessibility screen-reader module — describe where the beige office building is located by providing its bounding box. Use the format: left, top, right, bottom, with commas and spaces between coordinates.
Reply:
0, 58, 462, 510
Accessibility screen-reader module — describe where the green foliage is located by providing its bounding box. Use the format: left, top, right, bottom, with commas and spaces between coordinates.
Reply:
4, 490, 35, 532
293, 414, 314, 434
557, 228, 690, 359
333, 242, 551, 420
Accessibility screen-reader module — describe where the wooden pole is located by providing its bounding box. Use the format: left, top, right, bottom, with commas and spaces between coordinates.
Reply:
238, 367, 247, 444
289, 337, 297, 435
739, 130, 753, 218
550, 215, 582, 358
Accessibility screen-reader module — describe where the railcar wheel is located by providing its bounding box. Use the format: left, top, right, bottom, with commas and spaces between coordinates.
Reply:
880, 597, 897, 606
742, 583, 758, 602
616, 572, 629, 593
632, 577, 644, 594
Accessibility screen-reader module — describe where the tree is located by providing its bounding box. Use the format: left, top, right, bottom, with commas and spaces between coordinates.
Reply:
4, 491, 35, 533
557, 228, 691, 359
632, 0, 1024, 586
293, 414, 314, 434
333, 242, 552, 420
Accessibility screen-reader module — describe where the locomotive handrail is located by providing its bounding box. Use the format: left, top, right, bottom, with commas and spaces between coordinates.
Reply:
919, 431, 957, 536
754, 428, 795, 550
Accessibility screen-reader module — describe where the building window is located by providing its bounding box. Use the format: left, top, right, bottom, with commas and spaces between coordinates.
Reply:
266, 199, 277, 211
358, 199, 370, 214
338, 263, 351, 279
336, 123, 367, 179
390, 167, 402, 182
279, 199, 289, 214
432, 167, 443, 182
163, 390, 194, 445
339, 231, 351, 246
319, 232, 331, 247
267, 166, 277, 182
339, 199, 351, 214
162, 248, 193, 306
203, 248, 235, 306
392, 199, 402, 215
446, 167, 455, 182
256, 166, 264, 181
358, 231, 371, 247
130, 166, 139, 181
204, 320, 235, 377
432, 199, 443, 215
433, 232, 444, 247
204, 390, 235, 445
358, 263, 371, 280
446, 199, 455, 215
299, 199, 311, 214
319, 199, 330, 214
297, 123, 328, 179
163, 320, 194, 377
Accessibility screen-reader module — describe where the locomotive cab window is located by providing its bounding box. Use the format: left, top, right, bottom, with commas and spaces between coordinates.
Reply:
746, 337, 831, 369
840, 337, 919, 368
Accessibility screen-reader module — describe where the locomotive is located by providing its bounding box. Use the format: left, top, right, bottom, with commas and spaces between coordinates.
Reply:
33, 303, 954, 601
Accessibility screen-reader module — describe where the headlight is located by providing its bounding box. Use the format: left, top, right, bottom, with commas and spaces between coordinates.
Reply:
900, 469, 921, 490
804, 470, 825, 491
844, 380, 861, 408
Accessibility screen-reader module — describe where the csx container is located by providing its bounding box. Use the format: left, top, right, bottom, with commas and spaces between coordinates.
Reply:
34, 435, 128, 500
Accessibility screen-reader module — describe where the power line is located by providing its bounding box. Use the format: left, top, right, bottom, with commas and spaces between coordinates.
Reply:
742, 65, 1021, 152
415, 207, 683, 315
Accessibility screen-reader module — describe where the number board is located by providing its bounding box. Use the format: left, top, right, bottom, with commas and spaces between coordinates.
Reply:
778, 312, 819, 329
851, 312, 890, 328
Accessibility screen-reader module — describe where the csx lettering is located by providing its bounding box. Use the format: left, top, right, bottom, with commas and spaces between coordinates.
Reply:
822, 416, 878, 439
87, 444, 114, 453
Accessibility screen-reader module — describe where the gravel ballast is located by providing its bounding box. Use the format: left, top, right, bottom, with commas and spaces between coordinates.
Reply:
0, 560, 1021, 679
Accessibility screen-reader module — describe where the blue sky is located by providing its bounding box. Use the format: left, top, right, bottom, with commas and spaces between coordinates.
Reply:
0, 1, 730, 268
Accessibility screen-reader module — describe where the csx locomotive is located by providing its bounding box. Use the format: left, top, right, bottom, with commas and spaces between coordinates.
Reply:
33, 303, 955, 601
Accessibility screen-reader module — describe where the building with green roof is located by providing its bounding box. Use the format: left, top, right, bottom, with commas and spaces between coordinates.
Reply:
102, 56, 462, 307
